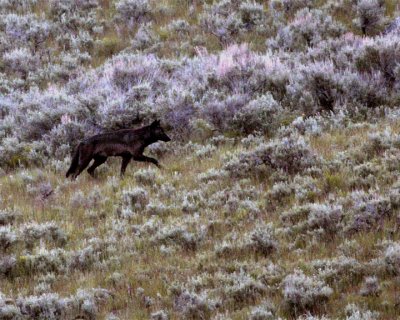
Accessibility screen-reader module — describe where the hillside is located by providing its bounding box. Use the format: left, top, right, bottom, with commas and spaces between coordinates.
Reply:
1, 0, 400, 319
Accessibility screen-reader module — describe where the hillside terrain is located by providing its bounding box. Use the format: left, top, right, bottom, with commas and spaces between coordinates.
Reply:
1, 0, 400, 319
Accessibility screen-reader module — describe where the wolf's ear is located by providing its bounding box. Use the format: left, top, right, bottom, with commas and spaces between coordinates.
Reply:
151, 120, 160, 127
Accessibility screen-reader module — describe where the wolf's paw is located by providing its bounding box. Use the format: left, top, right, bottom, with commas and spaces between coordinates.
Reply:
156, 163, 164, 170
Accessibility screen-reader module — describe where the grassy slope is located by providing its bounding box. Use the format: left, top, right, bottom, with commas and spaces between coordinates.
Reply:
1, 0, 400, 319
1, 120, 399, 319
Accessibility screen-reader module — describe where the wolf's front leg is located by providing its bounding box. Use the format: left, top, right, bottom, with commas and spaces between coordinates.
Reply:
133, 155, 161, 168
120, 155, 132, 176
87, 155, 107, 177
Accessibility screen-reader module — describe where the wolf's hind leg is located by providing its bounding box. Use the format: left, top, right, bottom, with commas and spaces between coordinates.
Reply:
87, 155, 107, 177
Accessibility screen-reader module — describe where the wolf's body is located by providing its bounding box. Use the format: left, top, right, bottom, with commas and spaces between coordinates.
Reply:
66, 120, 171, 179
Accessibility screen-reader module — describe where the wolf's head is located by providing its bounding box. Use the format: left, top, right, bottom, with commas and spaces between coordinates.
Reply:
150, 120, 171, 142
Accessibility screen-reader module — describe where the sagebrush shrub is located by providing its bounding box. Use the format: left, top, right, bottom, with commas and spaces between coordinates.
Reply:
281, 202, 343, 238
200, 0, 244, 44
172, 288, 215, 319
345, 303, 379, 320
312, 256, 364, 284
151, 310, 169, 320
225, 132, 318, 178
282, 270, 333, 315
384, 242, 400, 275
345, 192, 392, 234
355, 35, 400, 89
12, 288, 112, 320
121, 187, 149, 209
249, 303, 275, 320
134, 168, 157, 184
359, 276, 381, 296
0, 226, 17, 251
222, 271, 267, 309
355, 0, 385, 35
3, 47, 37, 77
269, 8, 344, 51
239, 1, 269, 33
286, 60, 342, 114
248, 223, 279, 256
165, 19, 190, 36
152, 225, 204, 251
0, 209, 19, 225
131, 23, 160, 52
20, 222, 67, 249
280, 0, 315, 15
114, 0, 152, 26
231, 93, 283, 134
261, 134, 318, 174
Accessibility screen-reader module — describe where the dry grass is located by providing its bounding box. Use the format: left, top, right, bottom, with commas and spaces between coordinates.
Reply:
1, 119, 400, 318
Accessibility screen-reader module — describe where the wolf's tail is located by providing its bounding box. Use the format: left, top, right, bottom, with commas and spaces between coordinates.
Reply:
66, 143, 81, 178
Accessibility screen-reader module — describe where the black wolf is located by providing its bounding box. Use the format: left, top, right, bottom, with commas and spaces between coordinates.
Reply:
66, 120, 171, 179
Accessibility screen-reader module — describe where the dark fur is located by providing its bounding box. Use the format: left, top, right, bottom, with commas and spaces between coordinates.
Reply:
66, 120, 171, 179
